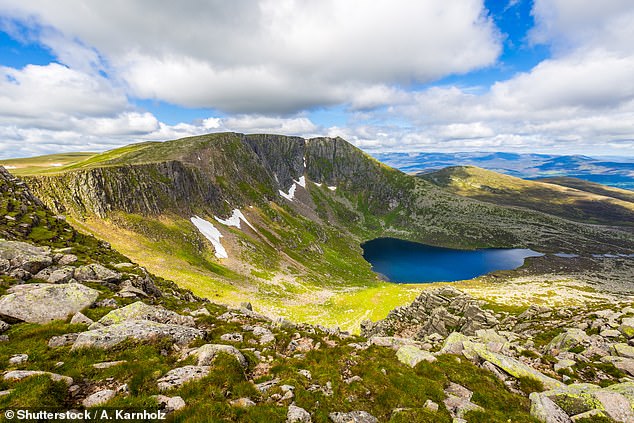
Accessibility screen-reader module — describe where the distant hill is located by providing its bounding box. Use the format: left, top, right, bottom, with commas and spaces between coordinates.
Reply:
373, 151, 634, 190
419, 166, 634, 227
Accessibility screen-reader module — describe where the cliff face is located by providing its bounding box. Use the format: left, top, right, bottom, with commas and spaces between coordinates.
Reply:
20, 133, 634, 254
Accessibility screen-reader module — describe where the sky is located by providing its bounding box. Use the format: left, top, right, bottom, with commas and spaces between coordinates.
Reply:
0, 0, 633, 158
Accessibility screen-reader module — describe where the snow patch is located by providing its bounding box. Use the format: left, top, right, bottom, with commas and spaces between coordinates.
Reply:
215, 209, 256, 231
51, 163, 63, 167
303, 156, 307, 169
295, 175, 306, 188
279, 184, 297, 201
328, 186, 337, 191
4, 166, 16, 169
313, 182, 322, 187
190, 216, 228, 259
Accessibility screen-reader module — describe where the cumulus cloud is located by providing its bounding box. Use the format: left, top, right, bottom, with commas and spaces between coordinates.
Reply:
0, 0, 501, 113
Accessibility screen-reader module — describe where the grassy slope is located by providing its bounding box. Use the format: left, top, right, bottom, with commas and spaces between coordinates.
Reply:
420, 166, 634, 226
537, 176, 634, 203
0, 152, 96, 176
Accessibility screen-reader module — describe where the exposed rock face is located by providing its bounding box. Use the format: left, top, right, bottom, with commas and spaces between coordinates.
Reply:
0, 283, 99, 323
361, 287, 498, 339
287, 404, 312, 423
74, 264, 121, 283
90, 301, 195, 329
72, 320, 204, 350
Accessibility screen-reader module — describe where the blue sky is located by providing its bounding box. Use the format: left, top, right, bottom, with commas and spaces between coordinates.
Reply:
0, 0, 633, 158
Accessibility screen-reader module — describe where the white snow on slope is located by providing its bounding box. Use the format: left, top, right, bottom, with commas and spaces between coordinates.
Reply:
313, 182, 322, 187
328, 186, 337, 191
279, 183, 297, 201
190, 216, 228, 259
296, 176, 306, 188
215, 209, 256, 231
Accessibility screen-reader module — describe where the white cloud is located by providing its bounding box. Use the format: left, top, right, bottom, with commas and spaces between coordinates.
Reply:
0, 0, 501, 113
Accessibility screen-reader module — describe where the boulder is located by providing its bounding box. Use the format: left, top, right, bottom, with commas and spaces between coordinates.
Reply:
157, 366, 210, 391
186, 344, 248, 368
328, 411, 378, 423
48, 333, 79, 348
229, 397, 256, 408
439, 332, 471, 355
90, 301, 195, 329
395, 345, 436, 367
74, 264, 121, 283
612, 343, 634, 359
619, 317, 634, 338
472, 344, 563, 389
529, 392, 572, 423
287, 404, 311, 423
368, 336, 427, 351
546, 329, 589, 354
594, 390, 634, 422
82, 389, 116, 407
70, 312, 94, 325
0, 241, 52, 273
0, 283, 99, 324
8, 354, 28, 365
166, 396, 186, 412
4, 370, 73, 385
34, 266, 75, 284
72, 320, 204, 350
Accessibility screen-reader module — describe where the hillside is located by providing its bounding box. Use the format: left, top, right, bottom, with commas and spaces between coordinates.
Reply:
3, 167, 634, 422
419, 166, 634, 227
10, 133, 634, 332
537, 176, 634, 204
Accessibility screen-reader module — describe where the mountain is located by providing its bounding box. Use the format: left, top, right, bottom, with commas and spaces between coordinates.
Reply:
3, 136, 634, 421
373, 151, 634, 190
8, 133, 634, 332
419, 166, 634, 227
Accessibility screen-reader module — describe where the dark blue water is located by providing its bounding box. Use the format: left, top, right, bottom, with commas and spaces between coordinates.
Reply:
362, 238, 543, 283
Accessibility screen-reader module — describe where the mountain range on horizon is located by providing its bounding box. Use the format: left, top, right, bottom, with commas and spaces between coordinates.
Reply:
373, 151, 634, 191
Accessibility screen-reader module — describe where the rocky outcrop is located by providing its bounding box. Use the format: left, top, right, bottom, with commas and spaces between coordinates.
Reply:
72, 320, 204, 350
361, 287, 499, 339
157, 366, 211, 391
90, 301, 195, 329
4, 370, 73, 385
0, 283, 99, 323
531, 383, 634, 423
185, 344, 248, 368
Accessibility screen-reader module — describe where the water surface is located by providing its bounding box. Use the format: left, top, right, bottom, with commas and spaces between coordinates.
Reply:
362, 237, 543, 283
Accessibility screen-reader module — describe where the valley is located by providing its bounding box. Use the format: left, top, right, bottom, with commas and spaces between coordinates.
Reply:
4, 133, 633, 333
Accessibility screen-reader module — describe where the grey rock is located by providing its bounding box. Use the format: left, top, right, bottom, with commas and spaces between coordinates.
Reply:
594, 390, 634, 422
0, 241, 52, 273
229, 397, 255, 408
92, 360, 127, 369
328, 411, 378, 423
70, 312, 94, 325
361, 287, 498, 340
166, 396, 186, 412
395, 345, 436, 367
72, 320, 204, 350
8, 354, 28, 365
82, 389, 116, 408
546, 329, 589, 354
48, 333, 79, 348
35, 266, 75, 284
0, 320, 10, 333
90, 301, 195, 329
4, 370, 73, 385
255, 378, 280, 393
74, 263, 121, 283
220, 333, 243, 343
424, 399, 439, 412
186, 344, 248, 368
287, 404, 311, 423
0, 283, 99, 324
191, 307, 210, 317
58, 254, 78, 266
157, 366, 210, 391
529, 392, 572, 423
